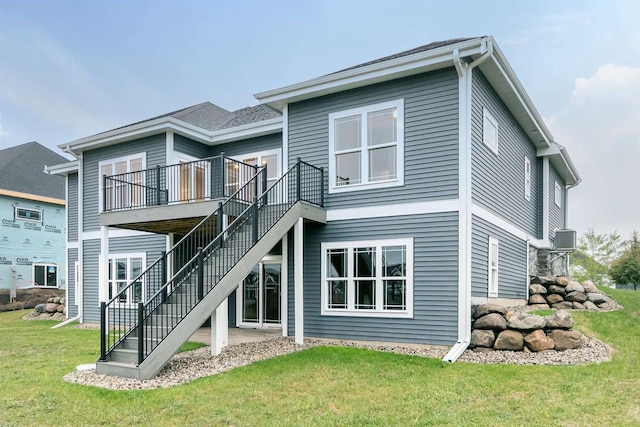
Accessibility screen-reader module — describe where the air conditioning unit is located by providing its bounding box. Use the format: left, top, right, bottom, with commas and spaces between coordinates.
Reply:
554, 229, 577, 251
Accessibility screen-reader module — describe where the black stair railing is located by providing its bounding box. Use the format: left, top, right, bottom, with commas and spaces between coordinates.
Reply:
102, 155, 258, 211
99, 159, 323, 364
99, 160, 260, 360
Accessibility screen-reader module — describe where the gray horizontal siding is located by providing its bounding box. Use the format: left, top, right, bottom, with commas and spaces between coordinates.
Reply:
471, 71, 538, 236
174, 134, 209, 159
228, 292, 236, 327
67, 173, 78, 242
471, 215, 528, 299
288, 68, 459, 209
83, 133, 166, 232
296, 212, 459, 346
67, 248, 78, 317
209, 133, 283, 159
82, 239, 100, 323
549, 165, 566, 242
81, 234, 167, 324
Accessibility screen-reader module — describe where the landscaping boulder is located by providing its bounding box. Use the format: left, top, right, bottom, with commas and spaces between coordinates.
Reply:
546, 294, 564, 304
540, 276, 556, 285
528, 303, 550, 310
474, 304, 507, 319
545, 310, 573, 329
549, 330, 582, 350
524, 330, 555, 352
587, 293, 607, 305
56, 304, 64, 313
53, 297, 61, 304
474, 313, 507, 331
548, 285, 567, 296
470, 329, 495, 348
552, 302, 574, 310
47, 297, 55, 303
34, 303, 46, 314
494, 330, 524, 351
565, 291, 587, 303
583, 301, 599, 310
45, 303, 58, 313
566, 282, 585, 293
529, 284, 547, 295
572, 302, 585, 310
507, 313, 546, 331
60, 297, 66, 305
555, 277, 570, 286
529, 294, 547, 305
582, 280, 598, 293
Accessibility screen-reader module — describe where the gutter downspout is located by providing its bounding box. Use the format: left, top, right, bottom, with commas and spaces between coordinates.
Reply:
51, 315, 80, 329
443, 38, 493, 363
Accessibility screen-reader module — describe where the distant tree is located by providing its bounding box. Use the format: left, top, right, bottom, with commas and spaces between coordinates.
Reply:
573, 229, 624, 285
609, 232, 640, 290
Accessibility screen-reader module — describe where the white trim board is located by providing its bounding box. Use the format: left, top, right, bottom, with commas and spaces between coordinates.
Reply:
471, 203, 547, 248
326, 199, 459, 221
82, 229, 155, 240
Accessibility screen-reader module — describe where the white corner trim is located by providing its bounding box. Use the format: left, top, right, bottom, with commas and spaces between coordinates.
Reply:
326, 199, 459, 221
282, 104, 289, 171
471, 203, 547, 248
67, 241, 79, 249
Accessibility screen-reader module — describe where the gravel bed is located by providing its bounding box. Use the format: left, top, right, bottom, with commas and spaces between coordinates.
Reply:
63, 333, 611, 391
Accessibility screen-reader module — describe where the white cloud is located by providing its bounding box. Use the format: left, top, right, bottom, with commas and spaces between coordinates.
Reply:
546, 65, 640, 239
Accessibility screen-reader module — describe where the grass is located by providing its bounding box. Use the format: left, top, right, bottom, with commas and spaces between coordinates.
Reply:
1, 289, 639, 426
529, 309, 555, 316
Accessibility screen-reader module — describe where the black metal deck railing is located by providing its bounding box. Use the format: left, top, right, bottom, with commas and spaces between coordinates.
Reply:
99, 159, 324, 365
102, 155, 259, 212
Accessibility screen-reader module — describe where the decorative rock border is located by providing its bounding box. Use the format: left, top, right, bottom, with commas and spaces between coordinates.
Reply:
528, 277, 608, 310
22, 297, 66, 321
471, 304, 582, 352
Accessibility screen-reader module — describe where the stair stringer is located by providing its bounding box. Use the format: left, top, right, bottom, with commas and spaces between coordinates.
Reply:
97, 201, 325, 380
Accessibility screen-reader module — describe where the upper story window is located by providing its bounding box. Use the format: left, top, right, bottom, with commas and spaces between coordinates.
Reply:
488, 237, 499, 297
15, 206, 43, 223
483, 107, 499, 155
554, 181, 562, 207
328, 100, 404, 193
321, 238, 413, 318
524, 157, 531, 201
99, 153, 146, 212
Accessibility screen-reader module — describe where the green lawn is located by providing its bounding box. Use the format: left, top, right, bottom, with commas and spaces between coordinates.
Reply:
1, 288, 639, 426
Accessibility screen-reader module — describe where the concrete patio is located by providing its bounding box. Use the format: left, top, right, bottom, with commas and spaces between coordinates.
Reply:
189, 327, 283, 346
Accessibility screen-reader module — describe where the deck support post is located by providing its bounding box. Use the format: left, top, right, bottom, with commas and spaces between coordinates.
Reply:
294, 217, 304, 345
211, 299, 228, 356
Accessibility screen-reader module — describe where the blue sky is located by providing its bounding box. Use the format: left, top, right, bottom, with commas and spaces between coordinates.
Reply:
0, 0, 638, 238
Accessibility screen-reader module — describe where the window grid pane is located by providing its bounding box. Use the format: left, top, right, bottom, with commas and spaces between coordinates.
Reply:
335, 115, 361, 151
336, 152, 361, 186
384, 280, 406, 310
367, 108, 397, 147
328, 280, 347, 309
355, 280, 375, 309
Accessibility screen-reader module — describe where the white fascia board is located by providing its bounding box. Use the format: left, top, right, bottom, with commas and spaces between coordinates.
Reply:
46, 161, 79, 176
59, 117, 283, 154
537, 145, 580, 186
471, 203, 547, 248
254, 38, 485, 109
486, 38, 553, 148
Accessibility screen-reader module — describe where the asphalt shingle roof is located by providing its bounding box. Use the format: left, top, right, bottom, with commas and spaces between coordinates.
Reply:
0, 142, 68, 200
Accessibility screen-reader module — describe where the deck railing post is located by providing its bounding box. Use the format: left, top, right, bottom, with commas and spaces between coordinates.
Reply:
102, 175, 108, 211
99, 302, 107, 361
320, 167, 325, 207
217, 202, 224, 249
220, 153, 226, 197
252, 198, 259, 244
160, 251, 167, 301
155, 165, 162, 205
261, 166, 268, 206
137, 302, 144, 365
296, 158, 301, 202
197, 247, 204, 300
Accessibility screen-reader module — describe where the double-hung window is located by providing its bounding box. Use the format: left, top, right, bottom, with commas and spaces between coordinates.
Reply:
322, 238, 413, 318
328, 99, 404, 193
108, 253, 145, 304
524, 157, 531, 201
99, 153, 146, 211
488, 237, 499, 297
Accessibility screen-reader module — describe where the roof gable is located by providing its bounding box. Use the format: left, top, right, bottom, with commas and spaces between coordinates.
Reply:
0, 142, 69, 200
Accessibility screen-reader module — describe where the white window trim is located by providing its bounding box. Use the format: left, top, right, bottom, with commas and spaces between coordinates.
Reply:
98, 152, 147, 213
14, 206, 44, 223
33, 263, 58, 287
554, 181, 562, 207
524, 157, 531, 201
328, 99, 405, 194
320, 238, 414, 318
231, 148, 282, 176
482, 107, 499, 155
107, 252, 147, 306
488, 237, 499, 298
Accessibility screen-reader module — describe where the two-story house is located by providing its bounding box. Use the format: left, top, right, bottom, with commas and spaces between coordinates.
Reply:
50, 36, 580, 379
0, 142, 67, 302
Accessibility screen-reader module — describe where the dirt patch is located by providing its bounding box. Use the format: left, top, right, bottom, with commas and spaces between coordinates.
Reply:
0, 288, 65, 312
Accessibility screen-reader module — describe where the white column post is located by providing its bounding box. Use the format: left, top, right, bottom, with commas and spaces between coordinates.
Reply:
294, 218, 304, 345
211, 299, 228, 356
98, 225, 109, 303
281, 235, 288, 337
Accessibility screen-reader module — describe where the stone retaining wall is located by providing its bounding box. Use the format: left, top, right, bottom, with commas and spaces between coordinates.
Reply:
528, 277, 607, 310
0, 288, 65, 312
471, 304, 581, 352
